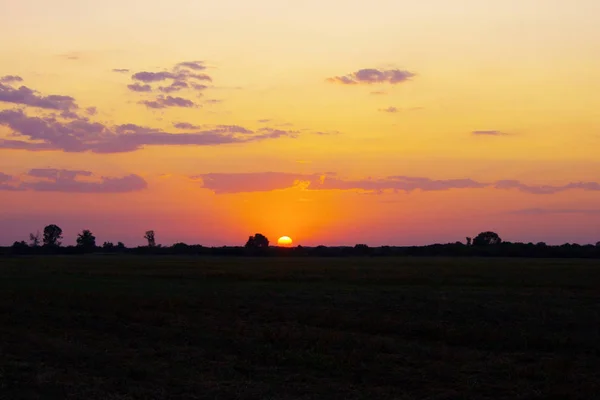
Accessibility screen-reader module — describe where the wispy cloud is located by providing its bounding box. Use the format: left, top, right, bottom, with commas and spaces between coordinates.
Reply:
327, 68, 415, 85
58, 52, 82, 60
112, 68, 130, 73
127, 83, 152, 92
132, 71, 211, 83
507, 208, 600, 215
140, 95, 196, 109
0, 75, 23, 83
379, 106, 400, 113
0, 78, 78, 111
472, 130, 509, 136
495, 180, 600, 194
123, 61, 213, 107
175, 61, 206, 71
0, 172, 12, 183
0, 109, 302, 153
173, 122, 201, 130
192, 172, 600, 195
0, 169, 147, 193
158, 81, 189, 93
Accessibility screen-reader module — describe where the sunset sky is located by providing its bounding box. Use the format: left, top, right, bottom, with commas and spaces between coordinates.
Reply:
1, 0, 600, 246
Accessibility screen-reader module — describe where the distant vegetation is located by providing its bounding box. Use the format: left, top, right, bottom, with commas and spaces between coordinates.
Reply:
3, 224, 600, 258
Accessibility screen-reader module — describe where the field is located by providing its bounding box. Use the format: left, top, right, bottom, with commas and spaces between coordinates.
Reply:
1, 256, 599, 399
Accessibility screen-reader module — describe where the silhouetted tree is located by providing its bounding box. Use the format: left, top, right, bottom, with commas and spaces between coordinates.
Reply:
116, 242, 126, 250
354, 244, 371, 256
103, 242, 115, 250
245, 233, 269, 248
11, 241, 29, 254
29, 231, 41, 247
43, 224, 63, 247
144, 230, 156, 247
473, 231, 502, 246
76, 230, 96, 251
466, 237, 472, 246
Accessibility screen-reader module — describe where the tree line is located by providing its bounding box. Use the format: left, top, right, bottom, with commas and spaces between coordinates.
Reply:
3, 225, 600, 258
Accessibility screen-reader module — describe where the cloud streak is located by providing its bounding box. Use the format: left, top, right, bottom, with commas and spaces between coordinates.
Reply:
0, 169, 147, 193
140, 95, 196, 109
0, 109, 301, 153
328, 68, 415, 85
508, 208, 600, 215
192, 172, 600, 195
472, 130, 509, 136
127, 83, 152, 92
0, 75, 24, 83
0, 79, 78, 111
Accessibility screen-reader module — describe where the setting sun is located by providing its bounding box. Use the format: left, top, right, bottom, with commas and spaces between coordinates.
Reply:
277, 236, 293, 246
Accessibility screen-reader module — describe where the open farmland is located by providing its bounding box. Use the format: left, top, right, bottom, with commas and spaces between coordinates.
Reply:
1, 256, 599, 399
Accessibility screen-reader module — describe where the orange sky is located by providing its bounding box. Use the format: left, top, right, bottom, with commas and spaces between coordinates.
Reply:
1, 0, 600, 246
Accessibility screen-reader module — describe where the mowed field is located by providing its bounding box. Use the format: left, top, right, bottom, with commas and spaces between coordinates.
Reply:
1, 256, 599, 400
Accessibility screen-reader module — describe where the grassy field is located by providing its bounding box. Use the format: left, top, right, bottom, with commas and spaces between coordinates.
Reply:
1, 256, 599, 399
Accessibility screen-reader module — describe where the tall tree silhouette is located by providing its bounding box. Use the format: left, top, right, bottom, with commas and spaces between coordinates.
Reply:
473, 231, 502, 246
245, 233, 269, 248
76, 230, 96, 250
29, 231, 41, 247
144, 230, 156, 247
43, 224, 63, 247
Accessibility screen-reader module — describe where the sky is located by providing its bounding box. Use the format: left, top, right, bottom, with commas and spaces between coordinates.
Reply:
1, 0, 600, 246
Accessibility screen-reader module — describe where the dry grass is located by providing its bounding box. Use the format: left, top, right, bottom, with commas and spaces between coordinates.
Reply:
1, 256, 599, 399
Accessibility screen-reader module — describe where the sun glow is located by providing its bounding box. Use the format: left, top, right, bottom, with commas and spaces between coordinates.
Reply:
277, 236, 293, 246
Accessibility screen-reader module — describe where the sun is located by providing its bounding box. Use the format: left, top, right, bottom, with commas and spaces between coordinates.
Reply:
277, 236, 293, 246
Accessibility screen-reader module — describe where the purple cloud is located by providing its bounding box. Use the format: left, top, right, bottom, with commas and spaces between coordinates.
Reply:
86, 107, 97, 116
0, 109, 300, 153
128, 83, 152, 92
472, 130, 508, 136
191, 83, 209, 91
173, 122, 201, 130
28, 168, 92, 180
176, 61, 206, 71
508, 208, 600, 215
159, 81, 189, 93
0, 172, 12, 183
0, 169, 147, 193
0, 82, 78, 111
194, 172, 321, 194
192, 172, 600, 195
0, 75, 24, 83
328, 68, 415, 85
132, 71, 179, 82
495, 180, 561, 194
112, 69, 130, 73
140, 96, 196, 109
125, 61, 213, 105
194, 173, 485, 194
379, 106, 400, 113
0, 172, 21, 191
132, 70, 212, 83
